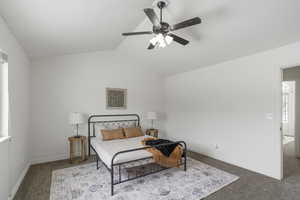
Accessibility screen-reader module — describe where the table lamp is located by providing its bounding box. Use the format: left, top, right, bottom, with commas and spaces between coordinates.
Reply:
69, 112, 85, 138
147, 112, 157, 130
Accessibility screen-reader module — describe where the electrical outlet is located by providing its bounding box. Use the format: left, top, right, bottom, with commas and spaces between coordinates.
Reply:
215, 144, 219, 150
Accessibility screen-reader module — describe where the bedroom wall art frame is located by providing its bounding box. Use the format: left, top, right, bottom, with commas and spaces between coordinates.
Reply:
106, 88, 127, 109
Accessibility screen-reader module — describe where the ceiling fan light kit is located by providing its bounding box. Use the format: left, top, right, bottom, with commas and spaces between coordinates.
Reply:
122, 1, 202, 50
149, 33, 173, 49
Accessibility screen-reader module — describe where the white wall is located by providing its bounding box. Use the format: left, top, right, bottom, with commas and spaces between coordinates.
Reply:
165, 41, 300, 180
30, 51, 165, 164
0, 17, 31, 198
0, 138, 10, 200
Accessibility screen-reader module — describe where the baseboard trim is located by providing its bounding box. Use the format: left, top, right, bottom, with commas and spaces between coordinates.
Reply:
9, 162, 30, 200
8, 153, 70, 200
8, 152, 88, 199
31, 153, 69, 165
188, 150, 281, 180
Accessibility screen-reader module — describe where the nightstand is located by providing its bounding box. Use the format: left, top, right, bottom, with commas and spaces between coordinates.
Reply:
68, 136, 87, 163
146, 129, 159, 138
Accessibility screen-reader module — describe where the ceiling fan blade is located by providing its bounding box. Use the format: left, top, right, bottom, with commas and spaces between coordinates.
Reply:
168, 33, 189, 46
144, 8, 160, 27
147, 43, 156, 50
122, 31, 153, 36
171, 17, 202, 31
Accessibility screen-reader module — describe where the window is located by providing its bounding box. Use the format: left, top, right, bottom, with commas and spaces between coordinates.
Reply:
282, 93, 289, 123
0, 52, 9, 137
282, 82, 292, 123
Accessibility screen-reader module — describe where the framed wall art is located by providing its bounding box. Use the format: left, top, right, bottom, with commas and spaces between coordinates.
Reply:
106, 88, 127, 109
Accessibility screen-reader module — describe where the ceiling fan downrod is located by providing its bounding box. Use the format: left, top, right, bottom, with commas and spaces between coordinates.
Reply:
157, 1, 166, 23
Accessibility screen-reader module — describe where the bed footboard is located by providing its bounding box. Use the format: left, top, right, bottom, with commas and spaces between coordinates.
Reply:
110, 141, 187, 196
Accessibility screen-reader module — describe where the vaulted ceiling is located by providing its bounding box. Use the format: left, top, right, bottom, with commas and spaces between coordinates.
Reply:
1, 0, 300, 75
117, 0, 300, 74
0, 0, 150, 57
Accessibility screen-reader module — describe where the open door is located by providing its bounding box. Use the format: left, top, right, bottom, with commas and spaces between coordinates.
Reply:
282, 67, 300, 179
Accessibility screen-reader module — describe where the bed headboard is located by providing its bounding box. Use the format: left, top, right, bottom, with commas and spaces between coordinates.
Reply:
88, 114, 140, 156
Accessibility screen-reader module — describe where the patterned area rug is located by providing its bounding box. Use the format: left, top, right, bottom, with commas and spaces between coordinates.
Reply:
50, 158, 238, 200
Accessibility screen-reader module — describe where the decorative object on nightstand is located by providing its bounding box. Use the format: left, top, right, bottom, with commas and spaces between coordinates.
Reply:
146, 128, 159, 138
68, 136, 87, 163
146, 111, 158, 137
69, 112, 85, 138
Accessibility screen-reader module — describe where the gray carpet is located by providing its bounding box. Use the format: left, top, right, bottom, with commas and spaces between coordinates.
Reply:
283, 140, 300, 178
14, 147, 300, 200
50, 158, 238, 200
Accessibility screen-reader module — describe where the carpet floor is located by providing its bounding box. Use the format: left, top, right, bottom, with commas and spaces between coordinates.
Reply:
14, 146, 300, 200
50, 158, 238, 200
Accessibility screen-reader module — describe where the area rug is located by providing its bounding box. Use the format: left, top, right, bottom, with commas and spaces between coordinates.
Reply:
50, 158, 238, 200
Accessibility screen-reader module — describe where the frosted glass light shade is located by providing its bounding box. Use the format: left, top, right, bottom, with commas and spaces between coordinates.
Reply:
69, 112, 85, 124
147, 112, 157, 120
164, 35, 173, 45
149, 34, 173, 48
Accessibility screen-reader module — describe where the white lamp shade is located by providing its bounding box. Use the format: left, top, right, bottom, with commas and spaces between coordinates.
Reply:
69, 112, 85, 124
147, 112, 157, 120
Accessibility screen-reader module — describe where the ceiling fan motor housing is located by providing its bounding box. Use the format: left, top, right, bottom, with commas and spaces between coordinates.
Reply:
153, 22, 170, 34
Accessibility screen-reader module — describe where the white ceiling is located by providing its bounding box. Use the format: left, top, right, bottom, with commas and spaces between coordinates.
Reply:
117, 0, 300, 75
1, 0, 300, 75
0, 0, 150, 57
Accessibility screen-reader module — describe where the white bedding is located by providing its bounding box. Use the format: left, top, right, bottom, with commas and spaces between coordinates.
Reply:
91, 136, 153, 168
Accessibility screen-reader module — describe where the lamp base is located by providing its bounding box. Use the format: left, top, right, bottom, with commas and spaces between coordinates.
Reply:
73, 124, 81, 138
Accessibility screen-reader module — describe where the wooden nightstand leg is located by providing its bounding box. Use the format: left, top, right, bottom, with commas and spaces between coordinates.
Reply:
80, 140, 83, 161
70, 141, 73, 163
82, 141, 84, 160
83, 140, 86, 160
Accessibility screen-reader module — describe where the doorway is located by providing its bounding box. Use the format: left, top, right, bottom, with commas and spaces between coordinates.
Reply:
282, 67, 300, 178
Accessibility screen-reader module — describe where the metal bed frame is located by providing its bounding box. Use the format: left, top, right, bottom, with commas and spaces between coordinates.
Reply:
88, 114, 187, 196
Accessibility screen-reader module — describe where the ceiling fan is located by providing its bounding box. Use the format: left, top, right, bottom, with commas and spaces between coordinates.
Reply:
122, 0, 202, 50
